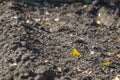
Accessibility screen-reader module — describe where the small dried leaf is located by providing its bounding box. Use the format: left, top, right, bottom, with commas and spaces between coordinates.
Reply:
102, 61, 111, 66
71, 48, 82, 57
45, 21, 51, 26
54, 49, 59, 53
58, 21, 65, 26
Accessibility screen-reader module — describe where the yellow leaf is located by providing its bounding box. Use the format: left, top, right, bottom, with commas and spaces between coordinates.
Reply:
45, 21, 51, 26
102, 61, 111, 66
58, 21, 65, 26
54, 49, 59, 53
71, 48, 82, 57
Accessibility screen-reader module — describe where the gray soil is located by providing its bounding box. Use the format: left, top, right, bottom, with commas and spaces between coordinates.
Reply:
0, 0, 120, 80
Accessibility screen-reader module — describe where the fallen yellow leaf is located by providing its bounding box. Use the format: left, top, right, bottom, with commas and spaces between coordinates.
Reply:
58, 21, 65, 26
102, 61, 111, 66
45, 21, 51, 26
54, 49, 59, 53
71, 48, 82, 57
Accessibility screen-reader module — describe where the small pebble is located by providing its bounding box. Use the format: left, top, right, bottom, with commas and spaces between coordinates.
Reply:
83, 5, 88, 8
34, 75, 41, 80
9, 65, 16, 71
20, 41, 26, 46
44, 60, 49, 63
98, 13, 101, 17
26, 20, 32, 24
12, 16, 18, 19
34, 18, 40, 22
54, 18, 59, 22
45, 11, 50, 15
69, 33, 73, 37
96, 19, 101, 24
104, 52, 116, 56
26, 20, 30, 23
9, 62, 17, 67
23, 73, 29, 77
90, 51, 95, 55
57, 67, 62, 73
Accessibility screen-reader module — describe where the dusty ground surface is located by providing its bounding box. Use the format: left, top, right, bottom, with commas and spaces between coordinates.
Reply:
0, 0, 120, 80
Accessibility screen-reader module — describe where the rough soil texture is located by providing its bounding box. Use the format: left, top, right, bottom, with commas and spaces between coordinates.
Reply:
0, 0, 120, 80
